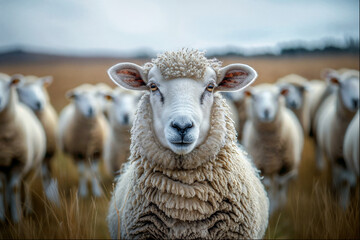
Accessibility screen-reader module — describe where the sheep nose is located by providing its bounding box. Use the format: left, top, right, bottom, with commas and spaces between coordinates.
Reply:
264, 109, 269, 119
123, 114, 129, 124
88, 107, 94, 117
36, 101, 42, 110
352, 98, 359, 109
171, 121, 193, 137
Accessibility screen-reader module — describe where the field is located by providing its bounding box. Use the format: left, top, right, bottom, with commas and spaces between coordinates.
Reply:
0, 52, 359, 239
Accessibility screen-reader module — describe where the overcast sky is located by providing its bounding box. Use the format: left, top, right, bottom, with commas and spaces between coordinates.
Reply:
0, 0, 358, 56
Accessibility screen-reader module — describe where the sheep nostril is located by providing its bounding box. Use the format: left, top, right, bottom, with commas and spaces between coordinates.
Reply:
36, 101, 42, 110
88, 108, 93, 116
123, 114, 129, 124
171, 121, 193, 136
264, 109, 269, 118
352, 99, 359, 109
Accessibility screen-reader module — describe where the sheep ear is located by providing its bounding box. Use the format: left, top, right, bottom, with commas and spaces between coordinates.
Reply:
280, 88, 289, 96
104, 93, 113, 101
65, 90, 76, 99
10, 74, 23, 86
108, 63, 147, 91
216, 64, 257, 92
322, 68, 340, 86
244, 89, 253, 97
40, 76, 53, 88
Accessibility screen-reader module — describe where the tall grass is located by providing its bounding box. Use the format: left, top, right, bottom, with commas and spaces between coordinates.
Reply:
1, 137, 358, 239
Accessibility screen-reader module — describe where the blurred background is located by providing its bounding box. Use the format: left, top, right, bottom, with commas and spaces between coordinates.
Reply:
0, 0, 359, 239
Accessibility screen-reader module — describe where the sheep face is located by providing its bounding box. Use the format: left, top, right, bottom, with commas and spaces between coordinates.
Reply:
339, 77, 359, 111
147, 66, 216, 155
246, 85, 288, 123
279, 84, 306, 110
108, 54, 257, 155
66, 86, 100, 119
0, 75, 21, 112
16, 76, 52, 112
107, 89, 139, 126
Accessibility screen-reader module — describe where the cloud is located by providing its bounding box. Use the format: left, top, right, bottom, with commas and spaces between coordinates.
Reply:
0, 0, 358, 55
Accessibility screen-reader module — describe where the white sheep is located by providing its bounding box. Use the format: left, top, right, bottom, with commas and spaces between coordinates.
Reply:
343, 110, 359, 177
277, 74, 311, 134
107, 49, 269, 239
315, 68, 359, 208
0, 73, 46, 222
103, 87, 140, 176
58, 84, 109, 197
95, 82, 113, 119
242, 83, 304, 215
16, 75, 60, 206
222, 91, 247, 141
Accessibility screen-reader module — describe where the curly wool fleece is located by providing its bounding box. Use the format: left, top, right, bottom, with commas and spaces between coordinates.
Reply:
108, 93, 269, 239
143, 49, 222, 81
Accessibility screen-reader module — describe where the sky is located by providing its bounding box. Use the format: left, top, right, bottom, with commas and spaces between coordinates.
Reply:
0, 0, 358, 56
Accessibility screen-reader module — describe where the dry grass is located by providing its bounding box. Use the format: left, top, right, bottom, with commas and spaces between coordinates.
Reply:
0, 53, 359, 239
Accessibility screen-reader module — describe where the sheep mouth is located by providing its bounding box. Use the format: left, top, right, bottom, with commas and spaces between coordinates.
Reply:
170, 142, 193, 147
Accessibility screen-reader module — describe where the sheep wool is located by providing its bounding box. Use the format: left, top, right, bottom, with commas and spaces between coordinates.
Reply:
143, 48, 222, 81
108, 93, 269, 239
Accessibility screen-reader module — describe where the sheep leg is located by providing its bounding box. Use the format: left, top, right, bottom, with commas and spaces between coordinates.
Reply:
77, 161, 88, 198
42, 163, 60, 206
0, 172, 6, 222
8, 173, 22, 223
90, 160, 103, 197
333, 164, 356, 209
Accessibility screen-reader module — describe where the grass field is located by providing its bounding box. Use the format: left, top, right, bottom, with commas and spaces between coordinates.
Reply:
0, 53, 359, 239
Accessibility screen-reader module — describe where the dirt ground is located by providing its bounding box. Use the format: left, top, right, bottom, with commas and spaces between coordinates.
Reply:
0, 53, 359, 239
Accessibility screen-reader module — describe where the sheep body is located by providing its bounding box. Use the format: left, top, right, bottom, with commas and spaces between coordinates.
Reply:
108, 93, 269, 239
0, 74, 46, 222
58, 84, 109, 197
315, 69, 359, 208
343, 110, 359, 176
242, 84, 303, 214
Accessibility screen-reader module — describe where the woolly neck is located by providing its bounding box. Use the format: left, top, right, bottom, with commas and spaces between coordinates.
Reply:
129, 92, 233, 170
0, 88, 18, 123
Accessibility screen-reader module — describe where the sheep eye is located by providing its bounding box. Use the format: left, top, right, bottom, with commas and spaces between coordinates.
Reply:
149, 83, 158, 92
206, 83, 215, 92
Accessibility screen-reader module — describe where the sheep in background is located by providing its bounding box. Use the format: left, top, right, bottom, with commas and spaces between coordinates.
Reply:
16, 75, 60, 206
344, 110, 359, 177
221, 93, 240, 136
107, 49, 269, 239
103, 87, 140, 176
316, 69, 359, 208
277, 74, 311, 134
95, 82, 112, 119
242, 83, 303, 215
222, 91, 247, 141
58, 84, 109, 197
0, 73, 46, 222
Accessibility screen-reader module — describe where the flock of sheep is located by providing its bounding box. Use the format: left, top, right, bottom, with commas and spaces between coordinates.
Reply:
0, 49, 358, 239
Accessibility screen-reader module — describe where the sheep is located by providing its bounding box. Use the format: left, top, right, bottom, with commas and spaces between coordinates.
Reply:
315, 69, 359, 208
343, 110, 359, 177
221, 93, 240, 136
58, 84, 109, 197
107, 49, 269, 239
242, 83, 304, 215
95, 82, 112, 119
16, 75, 60, 206
0, 73, 46, 222
222, 91, 247, 141
277, 74, 311, 134
103, 87, 140, 176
